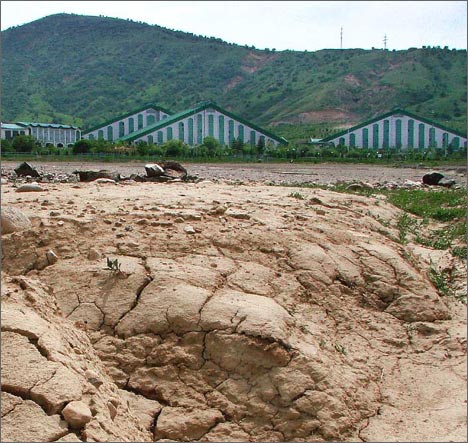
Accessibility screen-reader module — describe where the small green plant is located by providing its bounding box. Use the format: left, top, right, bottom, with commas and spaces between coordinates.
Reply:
334, 343, 347, 355
288, 191, 305, 200
396, 213, 419, 244
104, 257, 121, 273
428, 264, 452, 297
451, 246, 467, 259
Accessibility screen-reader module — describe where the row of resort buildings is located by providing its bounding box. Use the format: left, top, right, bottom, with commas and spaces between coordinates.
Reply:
1, 102, 467, 151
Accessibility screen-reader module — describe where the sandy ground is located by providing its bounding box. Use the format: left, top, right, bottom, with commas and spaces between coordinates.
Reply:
1, 162, 467, 442
1, 160, 467, 185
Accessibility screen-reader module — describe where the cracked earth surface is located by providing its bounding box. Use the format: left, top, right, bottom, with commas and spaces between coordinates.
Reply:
1, 173, 466, 442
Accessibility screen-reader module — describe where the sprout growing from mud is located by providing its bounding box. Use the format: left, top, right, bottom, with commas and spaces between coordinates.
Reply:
104, 257, 122, 273
288, 191, 305, 200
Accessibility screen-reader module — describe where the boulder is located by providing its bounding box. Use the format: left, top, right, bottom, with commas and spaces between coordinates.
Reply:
161, 161, 187, 179
1, 207, 31, 234
155, 407, 224, 441
62, 401, 93, 429
437, 177, 456, 188
422, 171, 444, 186
74, 170, 120, 182
1, 396, 68, 442
14, 162, 41, 178
16, 183, 45, 192
145, 163, 165, 178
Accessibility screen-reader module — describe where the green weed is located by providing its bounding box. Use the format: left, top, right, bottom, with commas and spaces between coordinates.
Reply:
288, 191, 306, 200
334, 343, 347, 355
428, 265, 452, 297
104, 257, 122, 273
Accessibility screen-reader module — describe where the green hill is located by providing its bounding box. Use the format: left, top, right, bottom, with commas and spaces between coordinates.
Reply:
1, 13, 466, 139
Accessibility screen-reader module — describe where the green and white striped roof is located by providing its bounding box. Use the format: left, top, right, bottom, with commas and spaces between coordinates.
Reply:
83, 103, 173, 134
119, 101, 288, 145
16, 122, 80, 130
1, 123, 26, 130
320, 109, 467, 142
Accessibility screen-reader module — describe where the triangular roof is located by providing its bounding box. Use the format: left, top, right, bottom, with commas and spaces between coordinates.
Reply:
82, 103, 173, 134
118, 101, 288, 145
320, 109, 467, 142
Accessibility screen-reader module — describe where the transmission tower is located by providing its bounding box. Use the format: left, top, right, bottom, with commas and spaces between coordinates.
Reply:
340, 26, 343, 49
383, 34, 388, 50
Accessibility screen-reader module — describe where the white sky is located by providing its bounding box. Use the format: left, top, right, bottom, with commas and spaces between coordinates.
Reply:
1, 1, 467, 51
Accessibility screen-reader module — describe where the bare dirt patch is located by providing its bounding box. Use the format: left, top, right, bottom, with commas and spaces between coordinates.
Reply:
1, 163, 466, 442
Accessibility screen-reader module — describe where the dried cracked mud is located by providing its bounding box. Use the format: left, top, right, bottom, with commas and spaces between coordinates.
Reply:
1, 168, 467, 442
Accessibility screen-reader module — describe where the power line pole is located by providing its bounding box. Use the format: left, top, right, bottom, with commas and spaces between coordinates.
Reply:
340, 26, 343, 49
383, 34, 388, 50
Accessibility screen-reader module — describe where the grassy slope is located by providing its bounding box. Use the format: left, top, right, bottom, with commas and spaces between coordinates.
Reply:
1, 14, 466, 135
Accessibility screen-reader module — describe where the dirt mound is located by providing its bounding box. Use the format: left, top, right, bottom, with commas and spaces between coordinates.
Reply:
1, 178, 466, 442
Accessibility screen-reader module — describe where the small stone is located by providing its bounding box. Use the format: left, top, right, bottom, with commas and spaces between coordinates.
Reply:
46, 250, 58, 265
174, 217, 185, 223
225, 209, 250, 220
107, 401, 118, 421
57, 221, 64, 226
85, 370, 103, 388
88, 249, 100, 260
50, 211, 60, 217
62, 401, 93, 429
184, 225, 196, 234
95, 178, 116, 184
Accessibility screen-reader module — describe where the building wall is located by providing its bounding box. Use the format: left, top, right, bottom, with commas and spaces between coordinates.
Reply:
83, 108, 170, 141
30, 126, 81, 146
1, 124, 80, 146
1, 127, 28, 139
132, 108, 280, 147
327, 114, 467, 150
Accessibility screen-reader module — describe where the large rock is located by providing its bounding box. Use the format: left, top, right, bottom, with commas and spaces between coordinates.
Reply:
1, 207, 31, 234
161, 161, 187, 179
155, 407, 224, 441
74, 170, 120, 182
145, 163, 165, 178
14, 162, 41, 178
1, 394, 68, 442
143, 161, 187, 181
16, 183, 45, 192
422, 171, 444, 185
62, 401, 93, 428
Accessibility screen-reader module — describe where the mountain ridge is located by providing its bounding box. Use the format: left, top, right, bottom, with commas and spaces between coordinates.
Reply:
1, 13, 466, 135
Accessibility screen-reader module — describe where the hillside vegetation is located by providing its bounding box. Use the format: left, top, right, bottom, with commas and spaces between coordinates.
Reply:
1, 13, 466, 136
